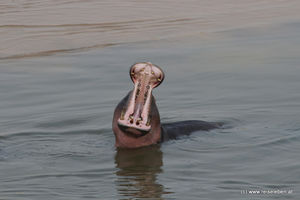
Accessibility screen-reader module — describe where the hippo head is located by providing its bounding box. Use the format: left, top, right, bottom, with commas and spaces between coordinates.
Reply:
112, 62, 165, 148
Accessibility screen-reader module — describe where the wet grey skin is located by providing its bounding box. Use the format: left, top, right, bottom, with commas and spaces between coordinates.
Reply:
112, 62, 223, 148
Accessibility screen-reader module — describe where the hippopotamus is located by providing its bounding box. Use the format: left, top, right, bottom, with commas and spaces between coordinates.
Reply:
112, 62, 222, 148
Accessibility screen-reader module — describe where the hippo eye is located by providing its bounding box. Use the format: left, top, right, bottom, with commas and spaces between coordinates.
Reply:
129, 62, 165, 88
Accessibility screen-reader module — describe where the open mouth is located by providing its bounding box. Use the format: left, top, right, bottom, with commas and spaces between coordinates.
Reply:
117, 62, 164, 136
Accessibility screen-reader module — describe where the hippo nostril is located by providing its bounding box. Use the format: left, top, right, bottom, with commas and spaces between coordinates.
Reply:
130, 119, 134, 124
136, 121, 140, 126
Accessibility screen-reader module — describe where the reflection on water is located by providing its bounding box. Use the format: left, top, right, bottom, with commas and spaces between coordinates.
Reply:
115, 145, 170, 199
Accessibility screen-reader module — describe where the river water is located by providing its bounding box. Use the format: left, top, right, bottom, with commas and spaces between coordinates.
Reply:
0, 0, 300, 200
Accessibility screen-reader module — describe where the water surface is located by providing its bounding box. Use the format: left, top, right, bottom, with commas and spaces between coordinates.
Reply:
1, 1, 300, 200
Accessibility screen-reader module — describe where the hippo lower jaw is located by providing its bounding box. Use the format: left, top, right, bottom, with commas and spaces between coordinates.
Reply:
117, 124, 150, 138
117, 81, 153, 134
112, 90, 162, 149
117, 62, 164, 137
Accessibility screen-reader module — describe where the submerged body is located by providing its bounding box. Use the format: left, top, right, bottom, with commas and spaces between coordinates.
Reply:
112, 62, 222, 148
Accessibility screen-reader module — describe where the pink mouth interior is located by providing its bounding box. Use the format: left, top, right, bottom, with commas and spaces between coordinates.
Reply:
118, 62, 164, 135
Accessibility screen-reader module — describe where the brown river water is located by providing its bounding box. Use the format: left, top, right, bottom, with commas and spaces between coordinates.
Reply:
1, 1, 300, 200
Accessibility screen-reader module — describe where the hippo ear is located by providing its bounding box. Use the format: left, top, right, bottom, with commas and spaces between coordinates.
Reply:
129, 62, 165, 88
